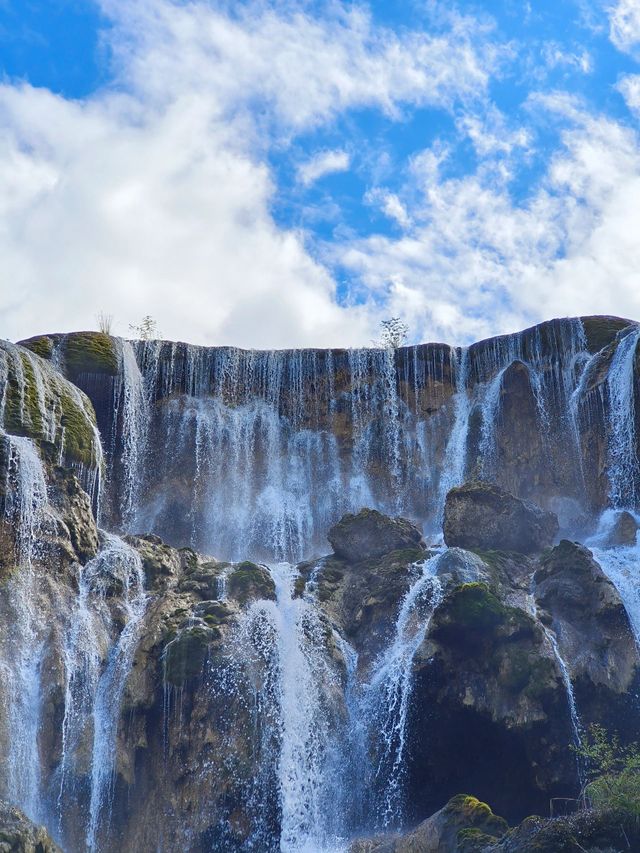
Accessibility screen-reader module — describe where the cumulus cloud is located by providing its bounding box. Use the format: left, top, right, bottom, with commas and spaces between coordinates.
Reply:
0, 0, 499, 347
338, 104, 640, 344
297, 150, 350, 187
608, 0, 640, 56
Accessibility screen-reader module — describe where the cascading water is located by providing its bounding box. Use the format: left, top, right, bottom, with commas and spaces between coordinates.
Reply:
231, 562, 346, 853
56, 534, 147, 852
539, 622, 585, 783
0, 433, 48, 823
112, 340, 149, 526
0, 340, 104, 513
588, 510, 640, 646
606, 326, 640, 509
362, 554, 444, 829
109, 319, 594, 560
436, 349, 470, 521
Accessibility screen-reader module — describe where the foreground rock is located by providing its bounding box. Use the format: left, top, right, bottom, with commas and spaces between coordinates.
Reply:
352, 800, 640, 852
350, 794, 508, 852
0, 801, 61, 852
534, 540, 640, 735
328, 509, 425, 563
443, 482, 559, 554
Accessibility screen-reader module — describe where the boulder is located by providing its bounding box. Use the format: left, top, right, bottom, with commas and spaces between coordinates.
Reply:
443, 482, 558, 554
328, 508, 425, 563
603, 510, 639, 547
350, 794, 508, 852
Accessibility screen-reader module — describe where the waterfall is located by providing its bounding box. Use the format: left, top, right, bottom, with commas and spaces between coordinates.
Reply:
112, 340, 149, 526
56, 534, 147, 852
92, 319, 596, 561
235, 563, 345, 853
436, 349, 470, 522
588, 510, 640, 646
606, 326, 640, 509
0, 433, 48, 823
362, 553, 444, 829
539, 623, 584, 783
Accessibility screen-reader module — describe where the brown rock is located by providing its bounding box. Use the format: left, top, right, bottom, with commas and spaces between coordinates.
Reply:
443, 482, 558, 554
328, 508, 425, 563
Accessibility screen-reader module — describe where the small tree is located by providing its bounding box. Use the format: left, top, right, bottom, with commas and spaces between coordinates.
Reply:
129, 315, 159, 341
96, 311, 114, 335
574, 724, 640, 819
374, 317, 409, 349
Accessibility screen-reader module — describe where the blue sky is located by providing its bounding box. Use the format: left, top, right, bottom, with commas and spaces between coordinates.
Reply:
1, 0, 640, 347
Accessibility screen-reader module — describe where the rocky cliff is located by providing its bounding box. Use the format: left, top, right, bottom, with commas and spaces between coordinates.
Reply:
0, 316, 639, 852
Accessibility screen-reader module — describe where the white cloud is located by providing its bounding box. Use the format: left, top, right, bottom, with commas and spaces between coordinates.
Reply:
365, 188, 412, 229
338, 105, 640, 345
297, 150, 350, 187
617, 73, 640, 112
0, 0, 499, 348
609, 0, 640, 56
541, 43, 592, 74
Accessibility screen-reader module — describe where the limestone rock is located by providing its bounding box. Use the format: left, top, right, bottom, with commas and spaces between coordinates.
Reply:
49, 466, 99, 562
443, 482, 558, 554
328, 508, 425, 564
0, 801, 62, 852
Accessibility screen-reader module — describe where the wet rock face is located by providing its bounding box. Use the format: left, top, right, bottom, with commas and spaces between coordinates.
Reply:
534, 540, 640, 732
443, 482, 559, 554
0, 800, 62, 852
408, 577, 577, 822
602, 510, 639, 547
328, 509, 425, 563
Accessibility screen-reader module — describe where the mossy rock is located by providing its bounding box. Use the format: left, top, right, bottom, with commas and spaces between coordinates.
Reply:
431, 583, 534, 652
163, 624, 218, 686
226, 562, 275, 605
193, 600, 233, 627
19, 334, 54, 360
457, 827, 502, 851
61, 332, 119, 379
446, 794, 509, 838
1, 342, 100, 468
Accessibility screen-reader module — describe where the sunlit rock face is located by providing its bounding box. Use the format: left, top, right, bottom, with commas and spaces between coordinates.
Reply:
0, 315, 639, 852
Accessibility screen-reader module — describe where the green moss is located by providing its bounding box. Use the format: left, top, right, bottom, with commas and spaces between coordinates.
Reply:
19, 335, 54, 360
446, 794, 509, 838
227, 562, 275, 605
457, 827, 501, 851
2, 353, 44, 438
62, 332, 119, 379
59, 390, 96, 466
446, 583, 508, 630
293, 576, 306, 598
